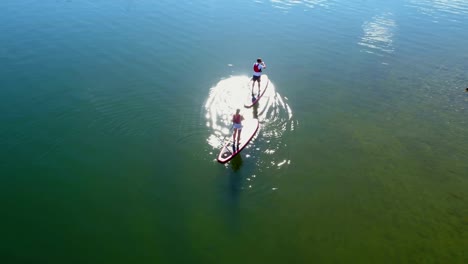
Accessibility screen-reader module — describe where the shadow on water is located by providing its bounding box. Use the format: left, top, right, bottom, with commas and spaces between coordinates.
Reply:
252, 102, 259, 119
230, 153, 243, 171
223, 154, 244, 232
225, 151, 243, 208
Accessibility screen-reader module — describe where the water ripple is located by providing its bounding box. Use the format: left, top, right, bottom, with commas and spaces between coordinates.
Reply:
358, 13, 396, 56
268, 0, 330, 11
409, 0, 468, 19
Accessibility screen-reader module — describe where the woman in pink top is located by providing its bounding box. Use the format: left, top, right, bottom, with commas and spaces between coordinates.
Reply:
232, 109, 244, 145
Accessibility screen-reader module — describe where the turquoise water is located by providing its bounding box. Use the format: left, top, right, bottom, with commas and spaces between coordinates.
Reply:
1, 0, 467, 263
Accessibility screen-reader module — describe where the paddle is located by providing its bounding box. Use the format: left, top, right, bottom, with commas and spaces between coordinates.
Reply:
214, 124, 235, 154
214, 135, 233, 156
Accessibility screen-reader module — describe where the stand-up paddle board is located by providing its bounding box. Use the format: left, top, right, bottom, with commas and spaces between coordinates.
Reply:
217, 119, 259, 164
245, 74, 269, 108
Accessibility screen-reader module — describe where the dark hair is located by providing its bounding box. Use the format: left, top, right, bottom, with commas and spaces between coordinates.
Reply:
257, 58, 262, 63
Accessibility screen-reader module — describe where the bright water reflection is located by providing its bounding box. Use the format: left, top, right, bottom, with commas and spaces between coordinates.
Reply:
359, 13, 396, 56
204, 75, 295, 168
266, 0, 329, 10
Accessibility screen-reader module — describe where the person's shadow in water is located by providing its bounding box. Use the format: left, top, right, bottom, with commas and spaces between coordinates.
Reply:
223, 154, 244, 231
227, 103, 254, 209
252, 102, 259, 119
228, 155, 243, 205
230, 153, 243, 172
223, 100, 257, 231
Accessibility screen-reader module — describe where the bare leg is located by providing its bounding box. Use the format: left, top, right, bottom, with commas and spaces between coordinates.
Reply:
237, 130, 241, 142
251, 80, 256, 95
233, 129, 237, 142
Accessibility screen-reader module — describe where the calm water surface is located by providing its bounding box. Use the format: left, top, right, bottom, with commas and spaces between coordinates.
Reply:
1, 0, 467, 263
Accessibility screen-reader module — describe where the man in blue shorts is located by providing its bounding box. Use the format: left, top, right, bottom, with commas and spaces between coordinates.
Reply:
252, 58, 266, 96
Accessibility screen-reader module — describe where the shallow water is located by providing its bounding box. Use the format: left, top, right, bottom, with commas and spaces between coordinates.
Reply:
1, 0, 467, 263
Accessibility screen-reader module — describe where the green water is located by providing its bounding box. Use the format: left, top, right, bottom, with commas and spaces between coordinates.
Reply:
1, 0, 467, 263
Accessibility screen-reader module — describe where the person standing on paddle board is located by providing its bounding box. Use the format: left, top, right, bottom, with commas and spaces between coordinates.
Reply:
252, 58, 266, 96
232, 109, 244, 146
